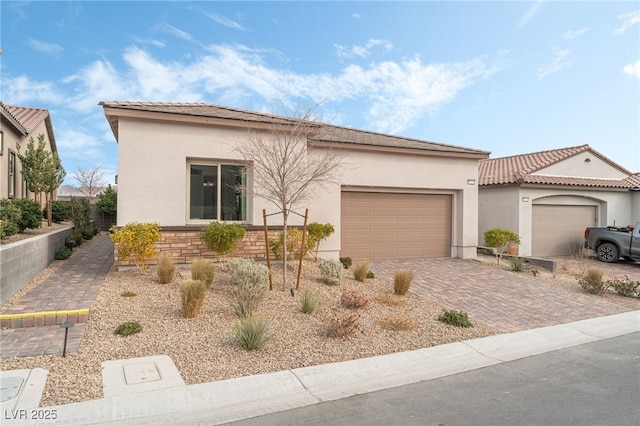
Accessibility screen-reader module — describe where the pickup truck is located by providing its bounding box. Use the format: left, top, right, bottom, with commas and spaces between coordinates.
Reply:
584, 222, 640, 263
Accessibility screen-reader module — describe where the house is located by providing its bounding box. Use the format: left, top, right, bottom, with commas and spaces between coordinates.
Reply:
0, 101, 59, 203
100, 101, 489, 267
478, 145, 640, 257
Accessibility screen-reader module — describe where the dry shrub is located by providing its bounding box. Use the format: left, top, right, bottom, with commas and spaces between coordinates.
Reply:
191, 259, 215, 289
374, 293, 406, 307
353, 260, 370, 283
325, 312, 360, 339
377, 313, 417, 331
394, 269, 414, 295
579, 268, 608, 295
156, 253, 176, 284
180, 279, 207, 318
341, 289, 368, 309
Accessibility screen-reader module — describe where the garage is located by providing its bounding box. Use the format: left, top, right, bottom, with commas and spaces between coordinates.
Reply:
531, 205, 597, 256
341, 192, 452, 260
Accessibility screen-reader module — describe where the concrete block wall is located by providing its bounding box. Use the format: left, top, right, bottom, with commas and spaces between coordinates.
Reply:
0, 226, 74, 304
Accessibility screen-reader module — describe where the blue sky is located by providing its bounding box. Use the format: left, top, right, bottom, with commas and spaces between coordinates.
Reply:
2, 1, 639, 186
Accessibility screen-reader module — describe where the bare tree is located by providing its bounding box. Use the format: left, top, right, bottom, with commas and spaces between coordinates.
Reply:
236, 109, 345, 289
74, 166, 106, 198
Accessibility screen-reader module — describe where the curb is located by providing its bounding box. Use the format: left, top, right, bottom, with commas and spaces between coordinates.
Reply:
0, 309, 90, 329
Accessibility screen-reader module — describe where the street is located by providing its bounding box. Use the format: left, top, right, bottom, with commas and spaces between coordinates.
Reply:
229, 332, 640, 426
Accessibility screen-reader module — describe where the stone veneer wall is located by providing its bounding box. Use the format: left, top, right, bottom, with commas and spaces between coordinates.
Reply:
113, 227, 284, 268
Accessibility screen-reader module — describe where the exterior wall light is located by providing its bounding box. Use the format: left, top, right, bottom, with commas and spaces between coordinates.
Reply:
522, 197, 530, 202
467, 179, 476, 185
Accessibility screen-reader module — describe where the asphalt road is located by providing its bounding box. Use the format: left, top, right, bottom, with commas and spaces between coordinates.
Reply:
228, 332, 640, 426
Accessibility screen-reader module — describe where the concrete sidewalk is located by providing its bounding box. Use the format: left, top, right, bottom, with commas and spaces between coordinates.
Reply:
9, 310, 638, 426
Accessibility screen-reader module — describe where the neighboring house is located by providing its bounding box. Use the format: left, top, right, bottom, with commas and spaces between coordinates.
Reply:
101, 101, 489, 267
478, 145, 640, 257
0, 101, 59, 204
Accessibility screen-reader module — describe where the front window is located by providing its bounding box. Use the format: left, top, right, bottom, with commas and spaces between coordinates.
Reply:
8, 151, 16, 198
189, 163, 246, 222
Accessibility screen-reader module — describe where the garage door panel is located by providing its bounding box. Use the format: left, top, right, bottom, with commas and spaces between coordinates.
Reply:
341, 192, 451, 260
532, 205, 596, 256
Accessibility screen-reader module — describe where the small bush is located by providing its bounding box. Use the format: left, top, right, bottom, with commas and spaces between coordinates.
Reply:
393, 269, 414, 295
71, 230, 83, 247
609, 275, 640, 298
353, 261, 370, 283
301, 288, 319, 314
82, 226, 96, 240
14, 198, 42, 231
0, 200, 21, 239
325, 312, 360, 339
579, 268, 608, 295
339, 257, 352, 269
319, 259, 343, 285
114, 321, 142, 336
121, 291, 137, 297
48, 201, 71, 223
269, 228, 307, 260
307, 222, 335, 261
235, 316, 270, 350
484, 228, 520, 264
374, 293, 406, 307
156, 253, 176, 284
366, 271, 375, 279
191, 259, 215, 288
438, 309, 473, 328
180, 279, 207, 318
341, 289, 368, 309
377, 313, 417, 331
227, 259, 269, 318
200, 222, 246, 265
110, 222, 161, 274
64, 236, 76, 249
509, 256, 528, 272
54, 246, 72, 260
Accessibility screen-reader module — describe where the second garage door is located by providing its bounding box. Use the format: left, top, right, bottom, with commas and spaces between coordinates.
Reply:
532, 204, 597, 256
341, 192, 452, 260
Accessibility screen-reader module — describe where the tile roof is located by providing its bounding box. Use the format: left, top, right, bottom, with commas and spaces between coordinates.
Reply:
0, 101, 57, 152
479, 145, 637, 188
99, 101, 490, 157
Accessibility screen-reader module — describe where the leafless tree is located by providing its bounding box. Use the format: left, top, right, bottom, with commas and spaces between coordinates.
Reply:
74, 166, 106, 198
236, 109, 345, 289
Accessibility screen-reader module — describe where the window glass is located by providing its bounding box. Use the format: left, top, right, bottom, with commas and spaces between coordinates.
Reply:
8, 151, 16, 198
190, 164, 218, 220
221, 165, 246, 221
189, 163, 246, 222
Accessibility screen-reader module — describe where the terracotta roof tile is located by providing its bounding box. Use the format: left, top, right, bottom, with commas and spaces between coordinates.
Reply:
99, 101, 490, 157
479, 145, 636, 188
0, 101, 57, 152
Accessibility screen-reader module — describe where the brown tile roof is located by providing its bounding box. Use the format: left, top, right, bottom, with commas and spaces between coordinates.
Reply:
479, 145, 636, 188
99, 101, 490, 157
0, 101, 57, 152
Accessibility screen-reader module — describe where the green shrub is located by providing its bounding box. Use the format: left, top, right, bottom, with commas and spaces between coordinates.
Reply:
0, 200, 21, 238
341, 289, 368, 309
110, 222, 161, 274
121, 291, 137, 297
438, 309, 473, 328
64, 236, 76, 249
200, 222, 246, 266
483, 228, 520, 264
227, 259, 269, 318
393, 269, 414, 295
609, 276, 640, 298
180, 279, 207, 318
71, 230, 83, 247
156, 253, 176, 284
82, 226, 96, 240
353, 261, 370, 283
269, 228, 307, 260
47, 201, 71, 223
339, 257, 352, 269
579, 268, 608, 295
366, 271, 375, 279
319, 259, 343, 285
301, 288, 319, 314
509, 256, 528, 272
54, 246, 72, 260
307, 222, 335, 261
325, 312, 360, 339
114, 321, 142, 336
69, 196, 92, 233
235, 316, 270, 350
191, 259, 215, 288
13, 198, 42, 231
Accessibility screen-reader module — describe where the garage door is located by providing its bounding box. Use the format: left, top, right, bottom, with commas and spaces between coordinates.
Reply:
341, 192, 452, 260
532, 205, 596, 256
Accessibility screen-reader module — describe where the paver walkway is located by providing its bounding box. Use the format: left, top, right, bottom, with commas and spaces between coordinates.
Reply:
370, 258, 633, 333
0, 234, 113, 358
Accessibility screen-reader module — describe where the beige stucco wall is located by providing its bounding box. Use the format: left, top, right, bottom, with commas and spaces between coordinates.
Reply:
535, 151, 628, 179
117, 117, 481, 260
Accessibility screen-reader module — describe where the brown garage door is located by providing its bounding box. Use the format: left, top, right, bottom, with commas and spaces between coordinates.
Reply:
532, 205, 596, 256
341, 192, 452, 260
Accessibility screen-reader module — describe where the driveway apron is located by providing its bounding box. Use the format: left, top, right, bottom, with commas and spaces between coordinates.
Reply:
370, 258, 632, 333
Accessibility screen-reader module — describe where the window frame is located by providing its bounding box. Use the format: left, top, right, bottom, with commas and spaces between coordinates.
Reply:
8, 149, 16, 199
186, 160, 248, 225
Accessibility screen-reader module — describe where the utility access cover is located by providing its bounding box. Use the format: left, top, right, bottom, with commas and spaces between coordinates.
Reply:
123, 362, 161, 385
0, 377, 24, 402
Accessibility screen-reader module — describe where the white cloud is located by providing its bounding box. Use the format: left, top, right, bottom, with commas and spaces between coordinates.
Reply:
623, 59, 640, 79
203, 12, 247, 31
2, 75, 63, 104
614, 10, 640, 35
537, 49, 571, 80
163, 24, 193, 42
516, 1, 543, 30
564, 28, 590, 39
335, 39, 394, 59
27, 38, 64, 55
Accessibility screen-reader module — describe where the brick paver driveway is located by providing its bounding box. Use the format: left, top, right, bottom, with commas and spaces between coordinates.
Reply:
369, 258, 633, 333
553, 256, 640, 281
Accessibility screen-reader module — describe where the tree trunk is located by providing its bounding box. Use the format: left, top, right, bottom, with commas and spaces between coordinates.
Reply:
282, 212, 288, 290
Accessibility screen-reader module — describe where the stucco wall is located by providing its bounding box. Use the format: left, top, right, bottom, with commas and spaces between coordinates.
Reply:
117, 117, 481, 261
535, 151, 628, 179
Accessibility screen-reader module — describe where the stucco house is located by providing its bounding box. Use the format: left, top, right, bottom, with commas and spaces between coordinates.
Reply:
0, 101, 59, 203
100, 101, 489, 267
478, 145, 640, 257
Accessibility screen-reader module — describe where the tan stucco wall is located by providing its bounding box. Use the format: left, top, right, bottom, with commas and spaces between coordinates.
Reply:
535, 151, 628, 179
117, 117, 481, 260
